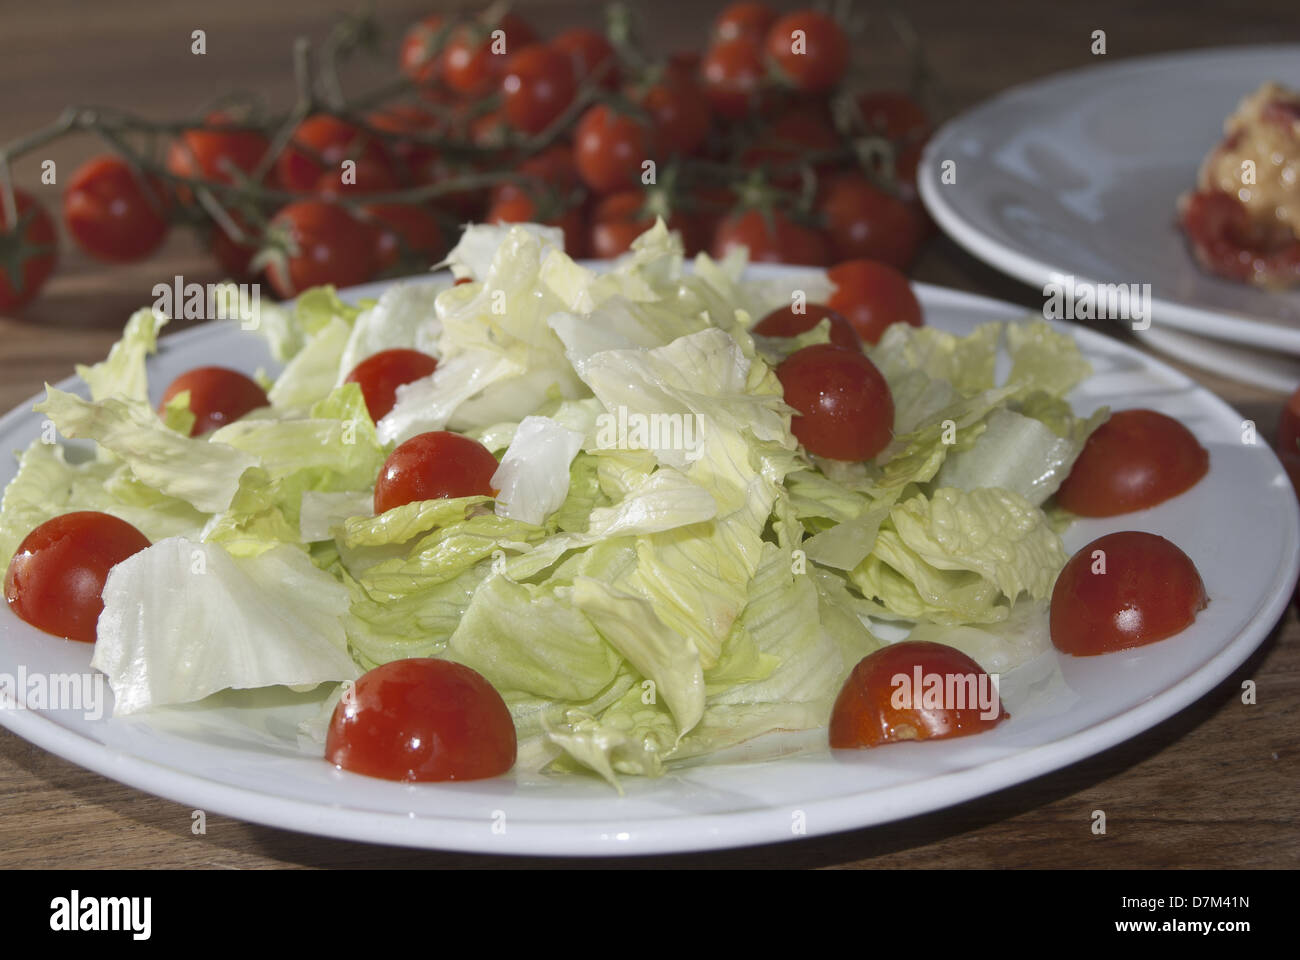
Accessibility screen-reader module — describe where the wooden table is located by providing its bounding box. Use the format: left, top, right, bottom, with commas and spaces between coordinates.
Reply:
1, 0, 1296, 869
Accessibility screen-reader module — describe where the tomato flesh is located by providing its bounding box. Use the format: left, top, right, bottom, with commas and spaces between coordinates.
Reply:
754, 303, 861, 351
829, 641, 1007, 748
373, 431, 499, 514
159, 366, 268, 436
1050, 531, 1207, 656
777, 343, 894, 461
1056, 409, 1208, 516
326, 658, 516, 781
344, 349, 439, 422
4, 511, 151, 643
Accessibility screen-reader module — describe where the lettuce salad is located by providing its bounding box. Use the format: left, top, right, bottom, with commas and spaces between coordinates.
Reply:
0, 222, 1105, 784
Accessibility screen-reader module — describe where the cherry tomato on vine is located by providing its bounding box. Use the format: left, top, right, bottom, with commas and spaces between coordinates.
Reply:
360, 203, 446, 274
208, 212, 259, 279
827, 259, 923, 344
0, 189, 57, 312
326, 658, 516, 782
855, 90, 930, 142
265, 201, 377, 299
589, 191, 651, 258
440, 13, 538, 96
344, 349, 439, 422
574, 103, 652, 195
818, 174, 925, 270
641, 79, 712, 157
373, 430, 499, 514
366, 103, 444, 182
711, 208, 830, 265
1050, 531, 1208, 656
713, 2, 777, 43
764, 10, 848, 94
754, 302, 861, 351
313, 156, 399, 197
159, 366, 269, 435
552, 27, 619, 89
486, 189, 587, 258
399, 13, 448, 86
663, 50, 702, 88
701, 36, 767, 119
4, 511, 151, 643
276, 115, 392, 194
1055, 409, 1209, 516
776, 343, 894, 460
165, 110, 269, 200
829, 641, 1007, 748
740, 110, 840, 188
502, 45, 577, 135
63, 155, 169, 263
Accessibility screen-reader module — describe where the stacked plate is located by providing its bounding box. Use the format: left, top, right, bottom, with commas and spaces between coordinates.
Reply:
920, 44, 1300, 392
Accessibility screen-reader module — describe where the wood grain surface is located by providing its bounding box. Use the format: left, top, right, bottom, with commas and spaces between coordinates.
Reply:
0, 0, 1297, 869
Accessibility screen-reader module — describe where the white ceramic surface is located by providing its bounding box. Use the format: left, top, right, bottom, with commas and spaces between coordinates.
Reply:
1, 273, 1296, 856
919, 45, 1300, 365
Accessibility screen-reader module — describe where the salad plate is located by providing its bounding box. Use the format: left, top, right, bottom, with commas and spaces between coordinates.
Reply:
918, 45, 1300, 369
0, 260, 1296, 857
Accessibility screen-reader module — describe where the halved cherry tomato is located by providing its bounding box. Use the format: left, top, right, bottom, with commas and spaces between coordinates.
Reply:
552, 27, 618, 89
344, 348, 438, 422
829, 641, 1007, 748
827, 259, 923, 344
1050, 531, 1208, 656
574, 103, 652, 195
502, 44, 577, 135
712, 208, 830, 265
63, 156, 169, 263
0, 189, 57, 312
777, 343, 893, 460
4, 511, 151, 643
1055, 409, 1209, 516
159, 366, 269, 435
764, 9, 848, 94
818, 174, 925, 270
326, 658, 516, 781
753, 302, 861, 351
373, 430, 499, 514
265, 201, 377, 299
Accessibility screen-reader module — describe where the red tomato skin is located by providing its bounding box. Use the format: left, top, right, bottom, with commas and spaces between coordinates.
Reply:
441, 14, 538, 96
551, 27, 619, 89
1050, 532, 1208, 656
711, 209, 831, 266
574, 104, 652, 195
276, 115, 392, 195
714, 2, 777, 43
265, 201, 377, 299
4, 511, 151, 643
854, 91, 930, 142
373, 431, 499, 515
399, 14, 447, 85
344, 349, 438, 422
0, 189, 58, 311
753, 303, 862, 351
63, 156, 169, 263
764, 10, 848, 94
159, 366, 269, 436
819, 174, 924, 270
1056, 409, 1209, 517
701, 37, 768, 119
502, 44, 577, 135
166, 111, 269, 193
829, 641, 1007, 749
641, 80, 711, 157
827, 259, 924, 344
777, 343, 894, 461
486, 190, 587, 259
326, 658, 516, 782
360, 204, 446, 273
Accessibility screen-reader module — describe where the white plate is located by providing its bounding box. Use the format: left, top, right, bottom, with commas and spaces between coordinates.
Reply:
1, 274, 1296, 856
919, 45, 1300, 357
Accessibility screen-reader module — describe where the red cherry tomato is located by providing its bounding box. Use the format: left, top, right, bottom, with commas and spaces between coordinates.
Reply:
552, 27, 618, 89
711, 208, 830, 266
398, 14, 447, 86
713, 2, 777, 43
312, 156, 399, 197
1055, 409, 1209, 517
441, 13, 538, 96
159, 366, 268, 436
4, 511, 151, 643
829, 641, 1007, 748
819, 174, 925, 271
754, 303, 861, 351
502, 45, 577, 135
373, 431, 499, 514
165, 111, 269, 201
1050, 531, 1208, 656
641, 79, 711, 157
0, 189, 57, 312
764, 10, 848, 94
589, 190, 705, 258
359, 204, 446, 274
276, 115, 392, 194
326, 658, 516, 781
574, 104, 652, 195
344, 349, 439, 422
486, 189, 587, 259
855, 91, 930, 142
208, 211, 259, 279
739, 109, 840, 188
827, 259, 923, 344
701, 37, 767, 119
265, 201, 377, 299
63, 156, 169, 263
777, 343, 894, 460
366, 103, 443, 180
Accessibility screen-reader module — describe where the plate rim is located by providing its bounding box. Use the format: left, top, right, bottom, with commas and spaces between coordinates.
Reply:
1, 275, 1296, 857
